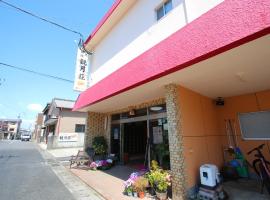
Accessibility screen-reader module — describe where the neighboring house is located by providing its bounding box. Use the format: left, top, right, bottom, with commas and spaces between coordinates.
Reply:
43, 98, 87, 149
0, 118, 22, 139
32, 113, 44, 142
73, 0, 270, 199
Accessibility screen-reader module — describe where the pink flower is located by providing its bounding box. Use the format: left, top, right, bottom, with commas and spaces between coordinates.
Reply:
89, 162, 98, 169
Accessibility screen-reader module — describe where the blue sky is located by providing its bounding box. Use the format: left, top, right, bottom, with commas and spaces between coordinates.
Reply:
0, 0, 114, 129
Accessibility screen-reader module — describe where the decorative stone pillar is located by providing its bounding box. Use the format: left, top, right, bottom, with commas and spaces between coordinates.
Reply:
165, 84, 187, 200
84, 113, 90, 150
84, 112, 106, 150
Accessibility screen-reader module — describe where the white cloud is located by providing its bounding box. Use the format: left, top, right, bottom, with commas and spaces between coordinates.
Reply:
27, 104, 43, 112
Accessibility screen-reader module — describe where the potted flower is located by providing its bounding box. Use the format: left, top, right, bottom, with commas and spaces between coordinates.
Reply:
125, 185, 133, 196
146, 161, 171, 200
123, 172, 139, 196
133, 177, 148, 199
133, 188, 138, 198
89, 161, 98, 170
154, 170, 171, 200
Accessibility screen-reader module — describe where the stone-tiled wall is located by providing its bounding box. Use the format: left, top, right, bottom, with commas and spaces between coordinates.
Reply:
84, 112, 107, 150
165, 84, 187, 200
108, 98, 165, 115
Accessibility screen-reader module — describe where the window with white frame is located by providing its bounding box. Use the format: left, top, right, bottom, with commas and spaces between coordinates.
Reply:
156, 0, 173, 21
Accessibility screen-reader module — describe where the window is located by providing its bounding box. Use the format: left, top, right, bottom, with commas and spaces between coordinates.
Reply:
75, 124, 85, 133
238, 111, 270, 140
156, 0, 173, 21
112, 114, 120, 121
9, 128, 15, 131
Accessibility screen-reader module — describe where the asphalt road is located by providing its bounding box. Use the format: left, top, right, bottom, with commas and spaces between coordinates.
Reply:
0, 140, 75, 200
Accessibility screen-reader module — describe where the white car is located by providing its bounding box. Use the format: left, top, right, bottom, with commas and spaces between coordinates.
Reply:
21, 134, 31, 141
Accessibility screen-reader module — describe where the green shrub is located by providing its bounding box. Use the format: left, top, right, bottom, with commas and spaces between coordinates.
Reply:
92, 136, 107, 155
145, 160, 171, 193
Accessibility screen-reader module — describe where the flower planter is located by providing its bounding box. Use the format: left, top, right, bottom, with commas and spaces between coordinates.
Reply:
138, 191, 145, 199
133, 192, 138, 197
101, 166, 109, 170
156, 191, 167, 200
147, 187, 155, 196
127, 192, 133, 196
100, 164, 111, 170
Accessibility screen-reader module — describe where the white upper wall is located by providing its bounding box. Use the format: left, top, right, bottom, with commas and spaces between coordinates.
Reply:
88, 0, 223, 86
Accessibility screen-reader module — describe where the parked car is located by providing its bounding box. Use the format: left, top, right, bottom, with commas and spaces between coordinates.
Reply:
21, 133, 31, 141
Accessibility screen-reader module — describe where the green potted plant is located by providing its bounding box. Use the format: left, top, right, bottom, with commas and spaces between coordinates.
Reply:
132, 187, 138, 198
124, 185, 133, 196
154, 143, 170, 168
146, 160, 171, 200
133, 177, 148, 199
92, 136, 107, 160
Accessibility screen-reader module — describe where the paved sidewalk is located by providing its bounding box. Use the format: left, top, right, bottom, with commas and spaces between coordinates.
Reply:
37, 144, 105, 200
38, 143, 82, 164
69, 166, 154, 200
39, 142, 47, 150
38, 143, 156, 200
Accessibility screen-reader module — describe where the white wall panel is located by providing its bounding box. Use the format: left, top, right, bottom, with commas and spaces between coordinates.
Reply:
89, 0, 223, 86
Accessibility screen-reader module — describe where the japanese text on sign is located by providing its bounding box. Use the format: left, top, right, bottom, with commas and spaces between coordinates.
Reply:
74, 48, 89, 91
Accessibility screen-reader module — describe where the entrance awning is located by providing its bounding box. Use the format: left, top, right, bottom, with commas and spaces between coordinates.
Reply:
73, 0, 270, 113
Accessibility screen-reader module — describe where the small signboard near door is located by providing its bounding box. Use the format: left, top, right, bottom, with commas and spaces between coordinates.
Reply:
153, 126, 163, 144
59, 132, 78, 142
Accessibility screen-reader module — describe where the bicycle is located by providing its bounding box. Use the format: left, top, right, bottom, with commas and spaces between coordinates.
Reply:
247, 144, 270, 194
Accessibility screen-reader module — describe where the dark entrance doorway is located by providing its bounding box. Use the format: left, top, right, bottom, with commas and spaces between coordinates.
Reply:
110, 104, 169, 168
111, 124, 120, 159
123, 121, 147, 166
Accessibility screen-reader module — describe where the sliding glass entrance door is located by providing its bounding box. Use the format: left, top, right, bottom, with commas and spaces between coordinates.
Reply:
149, 118, 170, 169
110, 104, 170, 168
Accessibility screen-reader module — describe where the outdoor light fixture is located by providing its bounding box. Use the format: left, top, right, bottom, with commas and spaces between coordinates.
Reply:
150, 106, 163, 111
129, 109, 135, 116
215, 97, 225, 106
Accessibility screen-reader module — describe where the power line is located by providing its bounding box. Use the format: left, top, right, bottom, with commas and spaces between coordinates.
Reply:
0, 0, 92, 54
0, 62, 73, 83
0, 0, 83, 38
